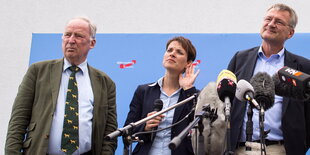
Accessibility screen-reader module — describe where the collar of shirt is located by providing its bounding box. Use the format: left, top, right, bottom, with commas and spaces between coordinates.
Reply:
258, 46, 284, 62
63, 58, 88, 74
157, 76, 181, 96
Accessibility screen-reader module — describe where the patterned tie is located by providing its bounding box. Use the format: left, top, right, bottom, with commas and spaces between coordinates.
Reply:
61, 66, 80, 154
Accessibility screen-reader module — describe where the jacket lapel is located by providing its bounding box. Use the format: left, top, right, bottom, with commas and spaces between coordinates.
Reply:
236, 48, 259, 118
149, 86, 161, 113
88, 65, 101, 127
50, 59, 64, 111
144, 83, 161, 114
282, 50, 298, 116
87, 65, 102, 153
244, 47, 259, 81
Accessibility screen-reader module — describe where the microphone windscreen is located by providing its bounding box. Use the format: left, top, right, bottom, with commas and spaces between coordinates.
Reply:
196, 82, 224, 113
272, 73, 292, 97
236, 79, 254, 102
216, 70, 237, 102
250, 72, 275, 110
217, 79, 237, 103
216, 70, 237, 85
273, 73, 310, 100
278, 66, 310, 90
193, 82, 225, 155
153, 99, 163, 112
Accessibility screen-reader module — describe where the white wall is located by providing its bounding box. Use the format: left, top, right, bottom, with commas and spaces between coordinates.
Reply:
1, 0, 309, 153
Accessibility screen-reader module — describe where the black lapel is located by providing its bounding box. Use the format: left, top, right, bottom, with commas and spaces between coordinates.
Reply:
145, 84, 161, 114
282, 50, 298, 115
243, 47, 259, 81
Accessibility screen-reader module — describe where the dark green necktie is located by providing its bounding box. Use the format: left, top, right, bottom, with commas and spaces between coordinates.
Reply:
61, 66, 80, 154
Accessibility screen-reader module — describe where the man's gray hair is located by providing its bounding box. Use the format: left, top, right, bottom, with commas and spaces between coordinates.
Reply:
67, 16, 97, 39
268, 3, 298, 29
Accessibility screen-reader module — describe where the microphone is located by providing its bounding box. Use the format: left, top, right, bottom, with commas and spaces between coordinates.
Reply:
236, 80, 257, 151
236, 79, 260, 110
169, 82, 219, 152
250, 72, 275, 111
275, 67, 310, 100
192, 82, 225, 155
278, 66, 310, 91
216, 69, 236, 155
273, 73, 310, 100
216, 70, 237, 118
250, 72, 275, 150
150, 99, 163, 141
196, 82, 224, 119
272, 73, 293, 97
153, 99, 164, 112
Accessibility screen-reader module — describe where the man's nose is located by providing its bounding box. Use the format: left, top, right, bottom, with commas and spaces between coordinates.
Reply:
68, 35, 76, 43
267, 19, 277, 27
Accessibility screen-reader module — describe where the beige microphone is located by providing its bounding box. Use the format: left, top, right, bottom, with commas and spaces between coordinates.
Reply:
191, 82, 226, 155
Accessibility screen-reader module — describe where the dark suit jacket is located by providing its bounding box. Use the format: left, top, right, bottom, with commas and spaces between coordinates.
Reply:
5, 58, 117, 155
227, 46, 310, 155
124, 82, 197, 155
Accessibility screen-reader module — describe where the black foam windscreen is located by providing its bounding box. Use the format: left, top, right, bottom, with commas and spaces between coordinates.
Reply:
278, 66, 310, 91
273, 73, 310, 101
273, 73, 293, 97
153, 99, 163, 112
217, 78, 237, 103
250, 72, 275, 110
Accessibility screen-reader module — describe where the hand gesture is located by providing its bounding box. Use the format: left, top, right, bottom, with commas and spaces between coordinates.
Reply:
179, 64, 200, 90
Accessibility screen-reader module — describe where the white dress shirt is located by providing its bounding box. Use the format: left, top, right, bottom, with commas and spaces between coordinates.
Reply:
149, 77, 181, 155
240, 46, 284, 142
48, 58, 94, 155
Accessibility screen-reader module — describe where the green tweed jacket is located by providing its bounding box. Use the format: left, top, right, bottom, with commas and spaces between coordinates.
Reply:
5, 58, 117, 155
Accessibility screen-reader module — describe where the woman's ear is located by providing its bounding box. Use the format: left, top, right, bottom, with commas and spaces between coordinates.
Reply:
186, 60, 193, 67
183, 61, 193, 73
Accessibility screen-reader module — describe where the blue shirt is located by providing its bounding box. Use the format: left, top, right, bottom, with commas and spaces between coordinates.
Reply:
240, 46, 284, 141
48, 58, 94, 155
149, 77, 181, 155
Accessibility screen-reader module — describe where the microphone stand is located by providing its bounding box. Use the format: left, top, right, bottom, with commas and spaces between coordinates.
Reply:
169, 105, 218, 153
197, 106, 218, 155
259, 108, 267, 155
123, 134, 129, 155
224, 97, 233, 155
197, 116, 205, 155
105, 94, 198, 141
245, 103, 253, 151
122, 131, 144, 155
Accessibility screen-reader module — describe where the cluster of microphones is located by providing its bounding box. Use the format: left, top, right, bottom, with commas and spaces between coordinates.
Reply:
105, 66, 310, 154
219, 66, 310, 113
212, 66, 310, 154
